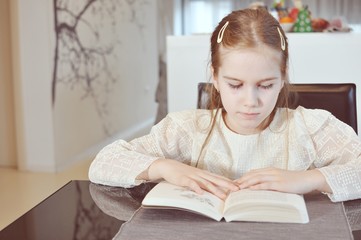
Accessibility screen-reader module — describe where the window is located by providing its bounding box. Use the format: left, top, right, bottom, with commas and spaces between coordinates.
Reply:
179, 0, 361, 35
183, 0, 233, 35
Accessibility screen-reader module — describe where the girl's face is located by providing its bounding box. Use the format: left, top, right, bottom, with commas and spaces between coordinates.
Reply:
213, 47, 284, 135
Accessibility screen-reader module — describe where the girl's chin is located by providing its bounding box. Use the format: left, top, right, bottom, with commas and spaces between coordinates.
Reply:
224, 114, 265, 134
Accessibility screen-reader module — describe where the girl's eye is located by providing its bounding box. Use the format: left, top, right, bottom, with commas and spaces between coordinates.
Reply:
228, 83, 242, 89
259, 84, 273, 89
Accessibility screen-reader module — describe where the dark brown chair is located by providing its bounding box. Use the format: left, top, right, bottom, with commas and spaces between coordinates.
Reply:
197, 82, 358, 133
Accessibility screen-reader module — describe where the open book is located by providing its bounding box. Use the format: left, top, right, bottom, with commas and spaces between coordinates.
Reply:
142, 181, 309, 223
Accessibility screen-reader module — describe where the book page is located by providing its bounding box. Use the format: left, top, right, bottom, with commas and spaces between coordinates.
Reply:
226, 189, 289, 207
142, 182, 225, 221
223, 189, 309, 223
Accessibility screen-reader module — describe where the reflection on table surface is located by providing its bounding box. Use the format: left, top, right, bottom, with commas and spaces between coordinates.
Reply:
0, 180, 360, 240
0, 181, 154, 240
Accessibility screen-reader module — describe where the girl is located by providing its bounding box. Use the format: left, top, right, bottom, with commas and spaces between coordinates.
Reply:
89, 8, 361, 202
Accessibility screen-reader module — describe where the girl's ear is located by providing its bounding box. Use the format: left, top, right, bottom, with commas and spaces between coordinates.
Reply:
211, 66, 219, 91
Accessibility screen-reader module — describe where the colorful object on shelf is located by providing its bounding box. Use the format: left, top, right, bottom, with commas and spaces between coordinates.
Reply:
279, 16, 294, 23
326, 17, 352, 32
311, 18, 329, 32
293, 7, 312, 32
288, 7, 299, 22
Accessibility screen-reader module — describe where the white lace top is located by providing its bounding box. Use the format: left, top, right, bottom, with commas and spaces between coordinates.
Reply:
89, 106, 361, 202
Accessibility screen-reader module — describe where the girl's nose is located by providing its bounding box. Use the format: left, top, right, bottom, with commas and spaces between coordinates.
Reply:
243, 87, 259, 107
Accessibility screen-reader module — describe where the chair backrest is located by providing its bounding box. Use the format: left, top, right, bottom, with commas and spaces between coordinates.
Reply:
197, 82, 358, 133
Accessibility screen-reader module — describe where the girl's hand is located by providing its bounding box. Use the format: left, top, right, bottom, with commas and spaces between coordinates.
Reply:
145, 159, 239, 200
234, 168, 332, 194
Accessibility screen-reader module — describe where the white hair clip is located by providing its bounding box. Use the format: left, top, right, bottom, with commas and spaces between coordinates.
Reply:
217, 21, 229, 43
277, 27, 286, 51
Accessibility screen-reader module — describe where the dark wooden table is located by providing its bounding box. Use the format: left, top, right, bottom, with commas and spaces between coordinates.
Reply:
0, 180, 360, 239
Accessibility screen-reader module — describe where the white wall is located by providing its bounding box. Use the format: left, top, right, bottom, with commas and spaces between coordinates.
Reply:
11, 0, 56, 172
167, 33, 361, 134
9, 0, 158, 172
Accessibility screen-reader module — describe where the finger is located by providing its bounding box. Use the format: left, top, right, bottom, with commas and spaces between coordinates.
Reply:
234, 172, 259, 185
182, 178, 205, 195
236, 168, 281, 184
194, 177, 228, 200
243, 169, 277, 179
247, 182, 279, 191
180, 176, 227, 199
248, 167, 275, 173
238, 174, 276, 189
200, 172, 239, 191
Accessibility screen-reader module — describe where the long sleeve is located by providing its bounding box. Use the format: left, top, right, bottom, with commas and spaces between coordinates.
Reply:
249, 107, 361, 203
300, 108, 361, 202
88, 111, 196, 187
